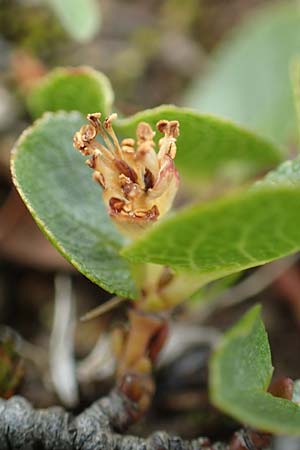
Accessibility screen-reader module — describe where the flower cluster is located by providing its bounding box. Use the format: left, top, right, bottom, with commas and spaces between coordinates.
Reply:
73, 113, 180, 237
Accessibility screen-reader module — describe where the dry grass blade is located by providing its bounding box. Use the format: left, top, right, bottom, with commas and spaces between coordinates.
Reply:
80, 296, 127, 322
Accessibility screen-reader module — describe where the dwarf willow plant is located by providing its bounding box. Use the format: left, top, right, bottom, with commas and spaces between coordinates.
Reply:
10, 66, 300, 435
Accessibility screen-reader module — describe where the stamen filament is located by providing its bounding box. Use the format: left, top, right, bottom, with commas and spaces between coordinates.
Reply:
104, 114, 124, 160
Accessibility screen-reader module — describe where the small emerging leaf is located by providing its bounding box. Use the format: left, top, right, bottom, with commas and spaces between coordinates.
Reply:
210, 306, 300, 434
27, 67, 113, 119
11, 112, 137, 299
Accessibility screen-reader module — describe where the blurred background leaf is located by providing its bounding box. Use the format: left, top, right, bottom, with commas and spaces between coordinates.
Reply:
44, 0, 101, 43
183, 2, 300, 147
291, 57, 300, 147
27, 66, 114, 118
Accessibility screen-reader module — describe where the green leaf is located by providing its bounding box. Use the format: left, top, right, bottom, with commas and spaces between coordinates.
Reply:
45, 0, 101, 42
116, 105, 282, 182
184, 2, 300, 145
122, 157, 300, 287
291, 57, 300, 147
11, 112, 137, 299
189, 272, 241, 305
27, 67, 113, 119
210, 305, 300, 434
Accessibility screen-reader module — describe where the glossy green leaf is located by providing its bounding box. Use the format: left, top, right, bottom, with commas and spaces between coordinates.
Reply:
123, 157, 300, 287
45, 0, 101, 42
27, 67, 113, 119
184, 2, 300, 145
116, 105, 282, 182
11, 112, 137, 299
210, 305, 300, 434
